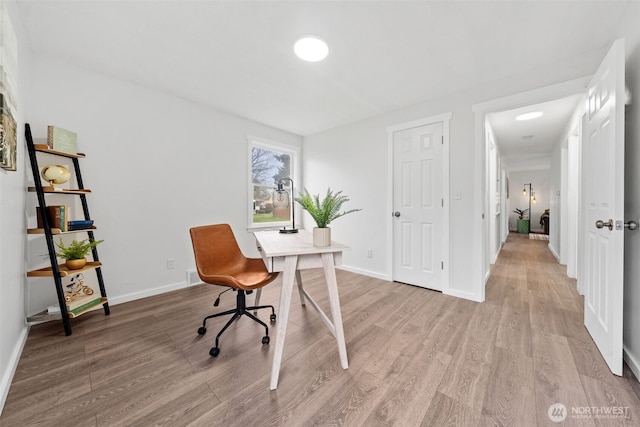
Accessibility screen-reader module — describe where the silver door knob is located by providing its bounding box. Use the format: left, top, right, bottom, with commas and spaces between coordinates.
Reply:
595, 219, 613, 230
625, 220, 638, 230
394, 211, 401, 217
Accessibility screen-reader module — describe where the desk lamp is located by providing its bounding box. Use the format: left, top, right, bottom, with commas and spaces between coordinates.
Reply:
276, 177, 298, 233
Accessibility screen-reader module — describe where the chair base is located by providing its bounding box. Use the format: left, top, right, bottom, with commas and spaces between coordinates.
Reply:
198, 289, 276, 357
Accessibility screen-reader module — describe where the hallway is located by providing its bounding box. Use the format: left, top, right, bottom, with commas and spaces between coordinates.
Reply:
487, 232, 640, 425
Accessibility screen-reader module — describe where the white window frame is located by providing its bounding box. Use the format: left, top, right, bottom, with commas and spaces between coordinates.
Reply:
247, 135, 300, 230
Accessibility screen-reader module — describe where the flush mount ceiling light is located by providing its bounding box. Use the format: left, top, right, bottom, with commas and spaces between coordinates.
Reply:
294, 36, 329, 62
516, 111, 543, 121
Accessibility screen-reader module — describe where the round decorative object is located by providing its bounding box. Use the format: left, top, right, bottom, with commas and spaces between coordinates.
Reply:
65, 258, 87, 270
40, 164, 71, 185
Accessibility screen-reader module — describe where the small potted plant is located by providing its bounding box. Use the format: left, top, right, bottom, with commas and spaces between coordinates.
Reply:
55, 238, 103, 270
513, 208, 530, 234
295, 188, 361, 247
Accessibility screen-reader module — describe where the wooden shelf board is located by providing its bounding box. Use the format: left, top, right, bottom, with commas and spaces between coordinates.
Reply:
26, 297, 107, 322
28, 187, 91, 194
27, 226, 96, 235
34, 144, 85, 158
27, 261, 102, 277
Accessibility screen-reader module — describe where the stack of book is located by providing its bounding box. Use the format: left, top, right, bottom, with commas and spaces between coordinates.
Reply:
36, 205, 67, 231
66, 294, 103, 317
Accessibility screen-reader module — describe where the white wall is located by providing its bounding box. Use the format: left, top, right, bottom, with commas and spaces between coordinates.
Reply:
0, 0, 30, 412
25, 57, 302, 313
303, 52, 603, 301
622, 0, 640, 380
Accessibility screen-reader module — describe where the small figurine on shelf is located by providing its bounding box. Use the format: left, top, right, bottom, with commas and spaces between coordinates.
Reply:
64, 273, 94, 302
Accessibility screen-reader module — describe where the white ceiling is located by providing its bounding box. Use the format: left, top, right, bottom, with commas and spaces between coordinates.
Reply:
487, 94, 584, 171
15, 1, 633, 137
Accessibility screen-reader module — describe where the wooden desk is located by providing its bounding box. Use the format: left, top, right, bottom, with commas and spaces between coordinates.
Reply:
253, 230, 349, 390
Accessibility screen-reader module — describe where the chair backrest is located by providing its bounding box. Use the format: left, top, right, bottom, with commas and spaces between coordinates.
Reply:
189, 224, 246, 280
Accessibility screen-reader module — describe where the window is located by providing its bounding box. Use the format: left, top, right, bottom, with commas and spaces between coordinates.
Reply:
248, 136, 299, 229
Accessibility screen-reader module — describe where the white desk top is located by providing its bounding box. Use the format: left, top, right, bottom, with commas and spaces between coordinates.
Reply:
253, 230, 348, 257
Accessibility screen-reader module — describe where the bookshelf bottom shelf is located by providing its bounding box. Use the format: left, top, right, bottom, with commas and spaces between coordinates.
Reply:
27, 297, 108, 323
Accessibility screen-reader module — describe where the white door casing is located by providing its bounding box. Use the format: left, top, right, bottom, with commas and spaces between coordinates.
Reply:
392, 122, 443, 290
583, 38, 625, 376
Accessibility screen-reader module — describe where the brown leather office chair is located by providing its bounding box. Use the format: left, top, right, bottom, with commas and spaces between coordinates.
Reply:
190, 224, 279, 357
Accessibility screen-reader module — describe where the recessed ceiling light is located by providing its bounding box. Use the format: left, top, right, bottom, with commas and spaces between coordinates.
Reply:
516, 111, 543, 121
294, 36, 329, 62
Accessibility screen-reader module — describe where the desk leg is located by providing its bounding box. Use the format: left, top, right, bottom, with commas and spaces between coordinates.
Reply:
270, 255, 298, 390
295, 270, 305, 306
321, 253, 349, 369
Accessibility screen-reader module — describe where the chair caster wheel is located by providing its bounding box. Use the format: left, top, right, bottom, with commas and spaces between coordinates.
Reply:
197, 327, 207, 335
270, 314, 276, 323
210, 347, 220, 357
262, 336, 270, 345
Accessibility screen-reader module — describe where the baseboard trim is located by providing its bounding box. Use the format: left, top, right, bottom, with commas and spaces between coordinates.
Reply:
445, 287, 484, 303
107, 280, 193, 306
624, 346, 640, 382
336, 265, 391, 281
548, 243, 561, 262
0, 323, 30, 416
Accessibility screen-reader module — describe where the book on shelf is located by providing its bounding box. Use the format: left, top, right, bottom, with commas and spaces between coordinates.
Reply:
47, 126, 77, 154
66, 294, 102, 314
36, 205, 67, 231
67, 219, 94, 231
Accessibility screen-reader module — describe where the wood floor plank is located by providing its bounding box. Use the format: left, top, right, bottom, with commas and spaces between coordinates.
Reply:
579, 374, 640, 426
480, 347, 536, 426
421, 391, 487, 426
437, 300, 501, 410
532, 329, 596, 426
496, 296, 533, 357
363, 339, 452, 426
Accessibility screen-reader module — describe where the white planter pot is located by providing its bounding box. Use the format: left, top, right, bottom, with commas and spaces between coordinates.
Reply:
313, 227, 331, 247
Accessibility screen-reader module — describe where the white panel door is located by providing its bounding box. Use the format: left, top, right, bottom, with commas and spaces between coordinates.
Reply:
392, 123, 443, 290
583, 39, 625, 376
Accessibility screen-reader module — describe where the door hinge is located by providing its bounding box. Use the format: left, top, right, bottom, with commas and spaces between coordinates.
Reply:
441, 136, 444, 145
441, 261, 444, 270
441, 198, 444, 207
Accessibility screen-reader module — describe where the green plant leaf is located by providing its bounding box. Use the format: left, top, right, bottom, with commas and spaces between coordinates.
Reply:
295, 188, 361, 228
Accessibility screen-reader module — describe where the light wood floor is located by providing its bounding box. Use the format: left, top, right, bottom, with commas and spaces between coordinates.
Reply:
2, 233, 640, 426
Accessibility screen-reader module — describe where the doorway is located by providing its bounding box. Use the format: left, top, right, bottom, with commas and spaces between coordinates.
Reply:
473, 77, 590, 299
387, 113, 451, 293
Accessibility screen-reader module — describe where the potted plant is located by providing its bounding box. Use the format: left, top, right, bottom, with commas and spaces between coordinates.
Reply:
513, 208, 530, 234
55, 238, 103, 270
295, 188, 361, 247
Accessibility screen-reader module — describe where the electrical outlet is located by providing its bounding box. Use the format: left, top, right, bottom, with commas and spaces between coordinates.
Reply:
366, 249, 373, 258
167, 258, 175, 269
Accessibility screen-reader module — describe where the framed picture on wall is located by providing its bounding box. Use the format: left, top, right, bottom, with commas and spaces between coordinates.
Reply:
1, 0, 18, 172
0, 94, 17, 171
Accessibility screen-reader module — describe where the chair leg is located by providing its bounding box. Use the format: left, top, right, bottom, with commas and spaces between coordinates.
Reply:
202, 290, 277, 357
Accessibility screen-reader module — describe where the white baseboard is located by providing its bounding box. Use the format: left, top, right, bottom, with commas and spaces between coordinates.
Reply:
548, 243, 561, 262
445, 287, 484, 302
336, 265, 391, 281
624, 346, 640, 382
107, 280, 194, 306
0, 324, 30, 416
